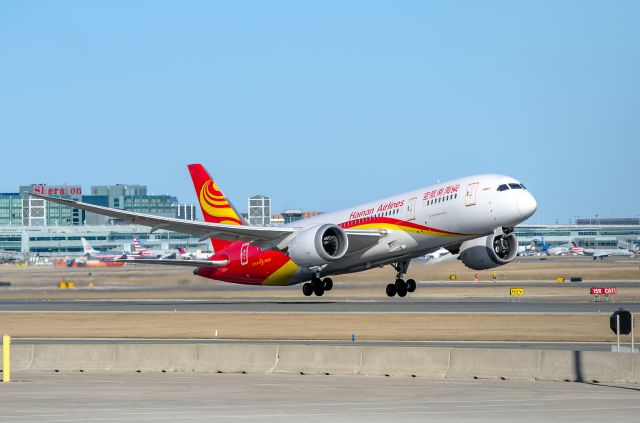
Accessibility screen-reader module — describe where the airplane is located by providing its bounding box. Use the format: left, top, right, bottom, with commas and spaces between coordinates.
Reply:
583, 247, 635, 260
178, 247, 212, 260
568, 242, 584, 255
544, 239, 579, 256
517, 240, 536, 255
27, 164, 537, 297
0, 250, 26, 263
81, 238, 128, 261
132, 237, 177, 259
421, 247, 457, 263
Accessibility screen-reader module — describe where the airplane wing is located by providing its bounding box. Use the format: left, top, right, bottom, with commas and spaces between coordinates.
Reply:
114, 258, 228, 267
27, 193, 296, 242
27, 192, 384, 253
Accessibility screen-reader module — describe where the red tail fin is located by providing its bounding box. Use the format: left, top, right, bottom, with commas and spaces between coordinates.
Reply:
187, 164, 245, 252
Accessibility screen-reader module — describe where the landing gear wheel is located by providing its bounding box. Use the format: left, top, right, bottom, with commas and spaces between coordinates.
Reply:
302, 283, 313, 297
406, 279, 416, 293
397, 286, 407, 297
312, 278, 324, 296
386, 283, 397, 297
323, 278, 333, 291
395, 278, 406, 291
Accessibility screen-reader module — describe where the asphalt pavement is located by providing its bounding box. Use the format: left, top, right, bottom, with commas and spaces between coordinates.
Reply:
1, 298, 639, 312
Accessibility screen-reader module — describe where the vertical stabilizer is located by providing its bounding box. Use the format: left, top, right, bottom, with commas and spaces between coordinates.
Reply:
187, 164, 247, 252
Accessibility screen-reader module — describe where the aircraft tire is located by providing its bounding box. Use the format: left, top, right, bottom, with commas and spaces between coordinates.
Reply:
323, 278, 333, 291
397, 286, 408, 297
302, 283, 313, 297
406, 279, 416, 293
395, 278, 406, 291
314, 286, 324, 296
386, 283, 397, 297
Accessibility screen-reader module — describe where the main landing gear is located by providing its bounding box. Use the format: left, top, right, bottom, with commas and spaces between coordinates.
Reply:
302, 277, 333, 297
386, 261, 416, 298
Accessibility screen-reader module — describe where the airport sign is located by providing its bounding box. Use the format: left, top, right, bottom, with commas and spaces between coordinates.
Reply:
590, 287, 617, 295
509, 288, 524, 296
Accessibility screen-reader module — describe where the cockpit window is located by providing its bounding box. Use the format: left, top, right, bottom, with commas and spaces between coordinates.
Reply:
497, 184, 509, 192
520, 184, 527, 189
508, 183, 523, 190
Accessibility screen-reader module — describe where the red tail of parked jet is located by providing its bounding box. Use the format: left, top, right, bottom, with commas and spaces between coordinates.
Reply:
187, 163, 246, 252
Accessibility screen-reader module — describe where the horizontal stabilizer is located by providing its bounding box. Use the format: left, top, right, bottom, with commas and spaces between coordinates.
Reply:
114, 258, 228, 267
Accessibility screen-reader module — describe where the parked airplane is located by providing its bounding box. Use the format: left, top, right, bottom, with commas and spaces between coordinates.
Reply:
81, 238, 128, 261
178, 247, 212, 260
583, 248, 635, 260
422, 247, 457, 263
132, 238, 178, 259
0, 250, 26, 263
517, 240, 536, 255
545, 240, 576, 256
28, 164, 537, 297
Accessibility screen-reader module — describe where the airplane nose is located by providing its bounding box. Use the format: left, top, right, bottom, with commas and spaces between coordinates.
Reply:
517, 191, 537, 219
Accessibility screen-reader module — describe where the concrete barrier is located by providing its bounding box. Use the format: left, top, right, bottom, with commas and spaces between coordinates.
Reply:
536, 350, 636, 383
0, 344, 33, 372
3, 342, 639, 384
30, 344, 115, 372
447, 348, 540, 380
111, 344, 198, 372
359, 346, 450, 377
194, 344, 278, 373
274, 345, 362, 375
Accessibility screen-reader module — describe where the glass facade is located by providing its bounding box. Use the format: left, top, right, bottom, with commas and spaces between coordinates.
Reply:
515, 223, 640, 249
1, 183, 184, 226
0, 225, 209, 255
248, 195, 271, 226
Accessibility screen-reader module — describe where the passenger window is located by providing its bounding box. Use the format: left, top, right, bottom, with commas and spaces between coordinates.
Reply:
497, 184, 509, 192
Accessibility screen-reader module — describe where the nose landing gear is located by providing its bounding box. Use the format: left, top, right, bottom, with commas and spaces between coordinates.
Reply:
386, 261, 417, 298
302, 277, 333, 296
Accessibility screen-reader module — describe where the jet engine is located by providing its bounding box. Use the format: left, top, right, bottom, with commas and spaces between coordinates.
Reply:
458, 232, 518, 270
287, 224, 349, 267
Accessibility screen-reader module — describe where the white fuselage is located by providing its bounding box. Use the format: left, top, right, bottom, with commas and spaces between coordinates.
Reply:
283, 174, 536, 279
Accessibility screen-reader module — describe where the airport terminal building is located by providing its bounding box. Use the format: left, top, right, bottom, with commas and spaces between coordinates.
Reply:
515, 218, 640, 251
0, 183, 204, 255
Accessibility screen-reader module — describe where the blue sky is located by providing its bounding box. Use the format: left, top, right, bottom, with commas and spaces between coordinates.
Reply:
1, 1, 638, 223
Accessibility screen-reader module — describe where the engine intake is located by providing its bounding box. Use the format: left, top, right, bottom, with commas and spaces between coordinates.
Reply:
458, 232, 518, 270
287, 224, 349, 266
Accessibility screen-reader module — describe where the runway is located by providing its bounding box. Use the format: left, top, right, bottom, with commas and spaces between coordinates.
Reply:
1, 298, 639, 313
3, 372, 639, 422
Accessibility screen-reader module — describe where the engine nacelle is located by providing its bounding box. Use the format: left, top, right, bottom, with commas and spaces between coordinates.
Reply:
287, 224, 349, 267
458, 232, 518, 270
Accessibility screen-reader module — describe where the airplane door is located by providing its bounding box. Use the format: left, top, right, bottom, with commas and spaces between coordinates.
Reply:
465, 183, 479, 206
240, 243, 249, 266
406, 197, 416, 221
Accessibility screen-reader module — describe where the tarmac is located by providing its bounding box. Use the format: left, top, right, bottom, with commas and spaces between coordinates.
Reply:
1, 372, 639, 422
1, 298, 639, 313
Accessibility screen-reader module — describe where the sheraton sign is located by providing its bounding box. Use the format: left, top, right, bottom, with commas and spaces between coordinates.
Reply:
32, 185, 82, 196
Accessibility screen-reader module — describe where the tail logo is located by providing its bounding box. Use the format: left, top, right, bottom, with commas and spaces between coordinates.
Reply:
199, 180, 243, 225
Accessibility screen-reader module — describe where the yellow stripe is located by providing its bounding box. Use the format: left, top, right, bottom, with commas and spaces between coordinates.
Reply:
262, 260, 299, 286
351, 222, 459, 236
